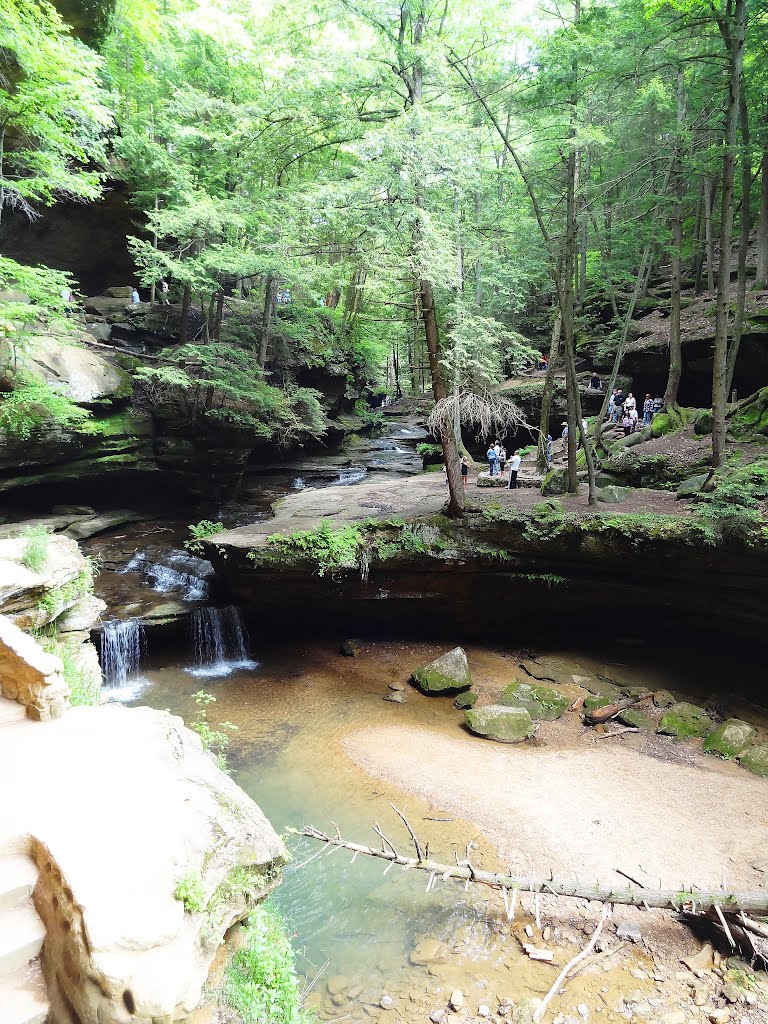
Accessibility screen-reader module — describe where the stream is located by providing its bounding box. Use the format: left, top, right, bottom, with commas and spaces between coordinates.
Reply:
85, 421, 768, 1023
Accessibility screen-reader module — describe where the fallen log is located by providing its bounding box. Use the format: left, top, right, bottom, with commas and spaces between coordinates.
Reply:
295, 819, 768, 915
583, 691, 653, 725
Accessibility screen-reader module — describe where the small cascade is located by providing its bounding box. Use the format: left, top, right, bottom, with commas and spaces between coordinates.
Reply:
337, 468, 367, 486
292, 476, 306, 489
189, 606, 259, 678
101, 619, 145, 688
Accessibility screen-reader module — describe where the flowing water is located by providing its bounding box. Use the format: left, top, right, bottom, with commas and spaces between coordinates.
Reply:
188, 605, 259, 678
100, 619, 145, 689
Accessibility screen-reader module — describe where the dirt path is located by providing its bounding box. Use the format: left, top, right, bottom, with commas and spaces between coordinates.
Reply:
344, 723, 768, 894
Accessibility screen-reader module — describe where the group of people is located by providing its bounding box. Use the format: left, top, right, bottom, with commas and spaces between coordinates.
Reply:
485, 441, 523, 488
276, 288, 291, 305
608, 389, 663, 435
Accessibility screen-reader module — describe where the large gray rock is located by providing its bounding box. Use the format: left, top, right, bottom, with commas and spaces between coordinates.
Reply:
412, 647, 472, 694
464, 705, 534, 743
676, 473, 711, 499
595, 484, 632, 504
740, 745, 768, 777
21, 335, 131, 405
703, 720, 756, 758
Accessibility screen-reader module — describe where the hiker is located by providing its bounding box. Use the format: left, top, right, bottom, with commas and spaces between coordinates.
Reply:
629, 406, 639, 431
561, 421, 569, 444
590, 372, 601, 390
461, 455, 469, 487
579, 417, 589, 446
652, 394, 664, 417
643, 394, 653, 425
160, 280, 169, 304
545, 434, 553, 466
486, 444, 498, 476
622, 411, 633, 437
613, 389, 625, 421
608, 389, 617, 421
498, 446, 507, 475
507, 449, 522, 489
624, 392, 636, 413
131, 287, 140, 305
60, 287, 74, 304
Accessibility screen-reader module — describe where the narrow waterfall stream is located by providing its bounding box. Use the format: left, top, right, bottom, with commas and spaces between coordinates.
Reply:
189, 606, 258, 677
100, 619, 145, 688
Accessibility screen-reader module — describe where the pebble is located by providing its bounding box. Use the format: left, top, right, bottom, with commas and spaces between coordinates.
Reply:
449, 990, 464, 1011
525, 925, 534, 938
388, 681, 406, 691
615, 921, 642, 943
632, 1002, 653, 1019
708, 1011, 730, 1024
543, 926, 551, 941
383, 692, 406, 703
380, 994, 394, 1010
630, 969, 647, 980
429, 1011, 446, 1023
577, 1004, 589, 1019
478, 1006, 491, 1018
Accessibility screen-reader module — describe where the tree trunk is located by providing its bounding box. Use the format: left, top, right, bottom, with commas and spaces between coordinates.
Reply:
664, 71, 686, 412
259, 273, 277, 368
726, 85, 751, 395
691, 178, 705, 292
704, 173, 717, 294
712, 0, 747, 468
536, 316, 562, 473
179, 283, 191, 345
757, 124, 768, 290
214, 287, 225, 342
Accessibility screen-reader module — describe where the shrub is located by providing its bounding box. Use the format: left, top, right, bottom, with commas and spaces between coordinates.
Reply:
0, 376, 90, 439
190, 690, 236, 773
224, 903, 310, 1024
22, 525, 51, 573
185, 520, 224, 556
39, 636, 101, 706
174, 871, 207, 914
264, 521, 364, 576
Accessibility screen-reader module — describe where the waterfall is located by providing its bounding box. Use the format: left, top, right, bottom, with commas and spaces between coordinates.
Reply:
337, 468, 366, 485
292, 476, 305, 489
189, 606, 258, 678
101, 620, 145, 688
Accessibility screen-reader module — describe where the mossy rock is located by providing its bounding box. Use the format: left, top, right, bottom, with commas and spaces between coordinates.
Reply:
500, 682, 570, 721
739, 744, 768, 777
676, 473, 711, 499
595, 484, 632, 504
703, 719, 756, 759
583, 694, 613, 715
522, 655, 582, 686
657, 702, 713, 739
464, 705, 535, 743
412, 647, 472, 694
477, 472, 507, 487
693, 410, 713, 436
616, 707, 655, 730
653, 689, 675, 708
727, 387, 768, 439
454, 691, 477, 710
541, 466, 568, 496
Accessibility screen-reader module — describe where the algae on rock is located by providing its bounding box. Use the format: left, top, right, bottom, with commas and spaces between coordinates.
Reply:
703, 720, 756, 759
464, 704, 534, 743
500, 681, 570, 721
657, 702, 713, 739
412, 647, 472, 694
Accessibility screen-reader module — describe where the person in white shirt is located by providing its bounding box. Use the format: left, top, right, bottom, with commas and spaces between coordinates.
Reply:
507, 449, 522, 489
624, 393, 636, 412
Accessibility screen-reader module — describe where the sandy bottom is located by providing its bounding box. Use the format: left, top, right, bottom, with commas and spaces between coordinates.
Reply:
344, 724, 768, 894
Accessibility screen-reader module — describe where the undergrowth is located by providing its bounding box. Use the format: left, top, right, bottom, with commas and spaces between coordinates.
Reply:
174, 871, 207, 914
190, 690, 237, 773
0, 376, 90, 439
22, 525, 51, 572
262, 521, 364, 576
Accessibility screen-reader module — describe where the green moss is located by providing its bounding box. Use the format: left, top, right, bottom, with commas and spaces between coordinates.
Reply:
703, 720, 755, 759
37, 561, 95, 621
500, 682, 570, 720
657, 702, 713, 739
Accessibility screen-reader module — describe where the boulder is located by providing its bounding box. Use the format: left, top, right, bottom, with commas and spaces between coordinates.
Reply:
104, 286, 134, 298
464, 704, 534, 743
500, 681, 570, 721
84, 321, 113, 343
583, 694, 613, 715
616, 707, 655, 730
595, 484, 632, 504
739, 744, 768, 777
340, 638, 363, 657
521, 655, 584, 686
676, 473, 711, 499
412, 647, 472, 694
0, 534, 91, 630
657, 702, 713, 739
21, 335, 131, 406
477, 472, 507, 487
653, 689, 676, 708
410, 937, 449, 966
703, 719, 756, 759
541, 466, 568, 496
453, 690, 477, 710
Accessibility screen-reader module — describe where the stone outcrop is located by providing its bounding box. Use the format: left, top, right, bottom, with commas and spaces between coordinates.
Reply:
0, 616, 69, 720
20, 334, 132, 406
0, 534, 92, 631
0, 703, 284, 1024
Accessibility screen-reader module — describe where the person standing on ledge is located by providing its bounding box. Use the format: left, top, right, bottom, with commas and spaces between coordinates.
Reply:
486, 443, 498, 476
461, 455, 469, 488
131, 287, 140, 305
507, 449, 521, 489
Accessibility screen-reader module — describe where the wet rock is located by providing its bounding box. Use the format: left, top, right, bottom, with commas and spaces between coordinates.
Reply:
703, 720, 756, 759
657, 702, 713, 739
410, 937, 449, 966
683, 944, 714, 973
653, 690, 676, 708
500, 681, 570, 721
383, 692, 406, 703
388, 681, 406, 691
328, 976, 348, 996
453, 690, 477, 710
413, 647, 472, 694
341, 638, 363, 657
347, 984, 364, 1000
615, 921, 642, 943
449, 990, 464, 1011
739, 744, 768, 777
380, 994, 394, 1010
464, 705, 534, 744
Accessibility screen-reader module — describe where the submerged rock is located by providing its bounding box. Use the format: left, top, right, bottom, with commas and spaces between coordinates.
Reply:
412, 647, 472, 694
464, 704, 534, 743
500, 681, 570, 721
703, 720, 756, 758
739, 744, 768, 777
657, 702, 713, 739
410, 937, 449, 966
454, 690, 477, 710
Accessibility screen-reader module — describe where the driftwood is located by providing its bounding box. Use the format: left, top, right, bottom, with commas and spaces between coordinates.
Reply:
682, 908, 768, 969
297, 814, 768, 915
534, 907, 609, 1022
583, 691, 653, 725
